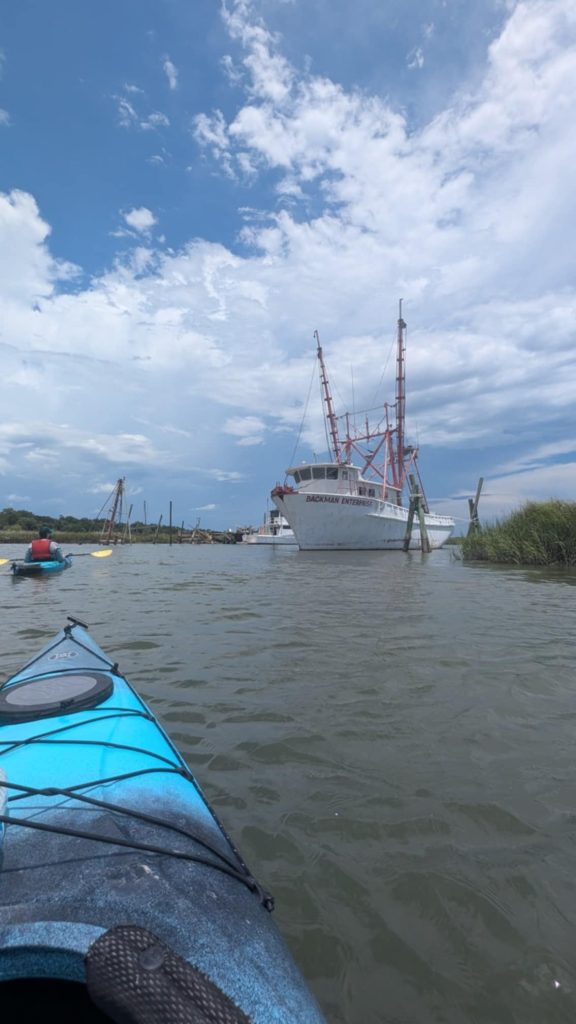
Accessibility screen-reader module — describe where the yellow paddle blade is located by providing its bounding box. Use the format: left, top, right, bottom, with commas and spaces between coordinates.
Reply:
90, 549, 113, 558
0, 558, 11, 566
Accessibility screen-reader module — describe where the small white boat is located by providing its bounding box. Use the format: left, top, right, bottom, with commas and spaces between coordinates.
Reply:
242, 509, 297, 545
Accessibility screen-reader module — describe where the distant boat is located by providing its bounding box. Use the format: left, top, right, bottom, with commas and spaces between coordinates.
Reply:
271, 306, 455, 551
242, 509, 297, 545
95, 478, 132, 545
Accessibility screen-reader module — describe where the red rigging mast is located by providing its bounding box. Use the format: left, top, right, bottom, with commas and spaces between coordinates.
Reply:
394, 300, 407, 502
315, 329, 342, 463
311, 304, 415, 504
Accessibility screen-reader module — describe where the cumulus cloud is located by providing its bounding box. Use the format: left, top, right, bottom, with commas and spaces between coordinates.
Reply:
0, 190, 79, 303
123, 207, 157, 233
2, 0, 576, 521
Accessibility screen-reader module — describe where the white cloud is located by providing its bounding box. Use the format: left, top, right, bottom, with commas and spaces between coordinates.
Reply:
163, 57, 178, 90
2, 0, 576, 521
115, 94, 170, 132
0, 108, 10, 126
223, 415, 266, 446
88, 482, 121, 494
141, 111, 170, 131
208, 469, 246, 482
123, 207, 157, 233
116, 96, 138, 128
407, 47, 424, 70
221, 54, 243, 86
221, 0, 294, 102
0, 190, 79, 304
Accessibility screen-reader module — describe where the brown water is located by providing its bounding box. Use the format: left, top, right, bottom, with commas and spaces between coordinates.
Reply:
2, 543, 576, 1023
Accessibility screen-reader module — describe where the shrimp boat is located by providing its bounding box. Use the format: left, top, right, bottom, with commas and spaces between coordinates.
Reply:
242, 509, 297, 546
271, 306, 455, 551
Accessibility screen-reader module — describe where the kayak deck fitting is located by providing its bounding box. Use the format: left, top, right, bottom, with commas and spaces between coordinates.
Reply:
0, 618, 325, 1023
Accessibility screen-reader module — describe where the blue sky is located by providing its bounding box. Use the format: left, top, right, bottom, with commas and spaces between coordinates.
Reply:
1, 0, 575, 532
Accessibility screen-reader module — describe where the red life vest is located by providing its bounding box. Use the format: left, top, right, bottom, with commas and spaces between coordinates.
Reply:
31, 538, 53, 561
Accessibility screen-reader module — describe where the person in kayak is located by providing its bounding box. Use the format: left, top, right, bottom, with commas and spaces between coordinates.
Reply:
25, 525, 64, 563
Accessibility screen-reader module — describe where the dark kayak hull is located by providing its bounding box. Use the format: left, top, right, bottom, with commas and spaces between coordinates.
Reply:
10, 558, 72, 576
0, 622, 325, 1022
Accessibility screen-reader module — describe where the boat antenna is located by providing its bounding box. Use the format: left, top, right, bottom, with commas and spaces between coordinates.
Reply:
395, 301, 407, 501
315, 330, 342, 463
285, 350, 317, 477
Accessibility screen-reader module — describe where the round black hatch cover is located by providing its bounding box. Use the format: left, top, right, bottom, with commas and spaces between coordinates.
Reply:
0, 671, 113, 723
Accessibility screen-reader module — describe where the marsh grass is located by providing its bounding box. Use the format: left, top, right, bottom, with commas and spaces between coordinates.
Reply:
462, 500, 576, 566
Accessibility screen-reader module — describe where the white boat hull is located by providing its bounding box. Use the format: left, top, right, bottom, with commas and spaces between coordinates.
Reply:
242, 532, 297, 546
272, 492, 454, 551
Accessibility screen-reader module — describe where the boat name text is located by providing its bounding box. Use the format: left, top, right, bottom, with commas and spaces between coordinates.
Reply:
305, 495, 371, 506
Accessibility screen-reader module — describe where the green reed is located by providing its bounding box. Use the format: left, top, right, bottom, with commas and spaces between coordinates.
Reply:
462, 500, 576, 566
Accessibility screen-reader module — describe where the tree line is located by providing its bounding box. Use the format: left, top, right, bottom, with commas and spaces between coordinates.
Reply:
0, 507, 237, 544
0, 508, 98, 533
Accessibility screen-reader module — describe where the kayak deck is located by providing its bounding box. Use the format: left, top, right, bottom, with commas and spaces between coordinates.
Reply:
0, 620, 325, 1022
11, 558, 72, 576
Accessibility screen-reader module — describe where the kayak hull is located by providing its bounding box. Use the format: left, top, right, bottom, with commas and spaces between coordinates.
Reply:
0, 623, 325, 1022
10, 558, 72, 576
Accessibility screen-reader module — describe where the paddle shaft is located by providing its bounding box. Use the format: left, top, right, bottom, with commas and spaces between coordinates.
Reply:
64, 550, 113, 558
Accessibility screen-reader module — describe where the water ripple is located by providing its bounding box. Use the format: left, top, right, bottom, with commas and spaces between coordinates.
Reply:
1, 543, 576, 1022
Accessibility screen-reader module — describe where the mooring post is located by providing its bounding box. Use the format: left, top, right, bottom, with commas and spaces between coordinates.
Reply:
417, 493, 431, 553
403, 474, 431, 552
467, 477, 484, 536
403, 476, 416, 551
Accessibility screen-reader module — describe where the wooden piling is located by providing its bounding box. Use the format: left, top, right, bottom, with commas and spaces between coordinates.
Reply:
467, 478, 484, 536
403, 474, 431, 552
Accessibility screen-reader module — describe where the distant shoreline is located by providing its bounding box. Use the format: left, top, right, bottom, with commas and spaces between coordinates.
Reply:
0, 531, 238, 546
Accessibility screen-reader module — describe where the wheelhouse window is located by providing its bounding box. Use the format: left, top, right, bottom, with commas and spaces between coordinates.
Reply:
327, 468, 338, 480
342, 470, 348, 480
368, 488, 375, 497
293, 471, 301, 483
312, 467, 326, 479
300, 467, 312, 481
